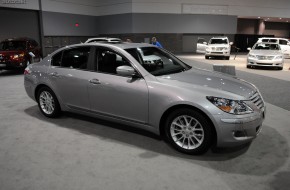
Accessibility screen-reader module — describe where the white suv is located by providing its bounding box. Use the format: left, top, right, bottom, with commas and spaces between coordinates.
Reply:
257, 37, 290, 58
205, 37, 233, 60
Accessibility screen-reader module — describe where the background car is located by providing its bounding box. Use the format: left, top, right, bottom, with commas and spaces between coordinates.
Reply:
257, 37, 290, 58
85, 37, 122, 43
0, 37, 42, 70
247, 42, 284, 70
205, 36, 233, 60
24, 42, 265, 155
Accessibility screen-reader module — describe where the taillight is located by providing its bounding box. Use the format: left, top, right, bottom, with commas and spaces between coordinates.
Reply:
24, 67, 31, 75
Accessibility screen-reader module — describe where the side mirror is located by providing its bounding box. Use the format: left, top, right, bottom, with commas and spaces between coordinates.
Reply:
229, 42, 233, 45
247, 47, 251, 51
203, 42, 207, 45
117, 66, 137, 77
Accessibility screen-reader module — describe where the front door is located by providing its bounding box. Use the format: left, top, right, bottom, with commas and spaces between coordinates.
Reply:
88, 48, 149, 124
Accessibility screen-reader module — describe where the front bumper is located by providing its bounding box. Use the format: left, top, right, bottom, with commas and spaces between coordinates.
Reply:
0, 59, 26, 70
214, 108, 265, 147
206, 51, 230, 57
247, 58, 284, 68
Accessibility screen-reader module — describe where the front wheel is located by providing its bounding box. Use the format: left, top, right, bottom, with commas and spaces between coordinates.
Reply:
164, 109, 214, 154
37, 87, 61, 118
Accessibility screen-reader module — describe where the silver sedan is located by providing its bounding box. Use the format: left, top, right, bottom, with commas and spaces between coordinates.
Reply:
24, 43, 265, 155
247, 42, 284, 70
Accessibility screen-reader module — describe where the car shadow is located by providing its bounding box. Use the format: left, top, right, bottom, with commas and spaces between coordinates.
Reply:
0, 70, 23, 76
24, 105, 289, 175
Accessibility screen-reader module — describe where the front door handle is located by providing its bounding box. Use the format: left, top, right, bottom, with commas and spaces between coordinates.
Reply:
49, 72, 60, 77
89, 79, 101, 85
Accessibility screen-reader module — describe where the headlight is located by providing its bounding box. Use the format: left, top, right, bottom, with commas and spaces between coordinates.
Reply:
207, 96, 253, 115
275, 55, 283, 59
206, 47, 211, 51
12, 53, 24, 59
248, 54, 256, 59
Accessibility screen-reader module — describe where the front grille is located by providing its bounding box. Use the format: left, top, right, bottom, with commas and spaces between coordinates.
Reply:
211, 52, 223, 54
249, 91, 264, 110
256, 55, 274, 60
256, 63, 273, 65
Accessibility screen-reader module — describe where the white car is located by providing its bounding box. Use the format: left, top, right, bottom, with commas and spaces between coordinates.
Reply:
85, 37, 122, 43
247, 42, 284, 70
257, 37, 290, 58
205, 37, 233, 60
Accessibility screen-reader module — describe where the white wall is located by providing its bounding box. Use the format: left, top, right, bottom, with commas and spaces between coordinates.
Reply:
0, 0, 39, 10
41, 0, 132, 16
2, 0, 290, 18
132, 0, 290, 18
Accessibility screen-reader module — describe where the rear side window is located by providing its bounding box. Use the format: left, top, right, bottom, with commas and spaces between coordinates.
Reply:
279, 40, 288, 45
62, 47, 91, 69
52, 51, 62, 66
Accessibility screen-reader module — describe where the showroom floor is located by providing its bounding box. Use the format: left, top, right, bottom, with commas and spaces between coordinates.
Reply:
0, 54, 290, 190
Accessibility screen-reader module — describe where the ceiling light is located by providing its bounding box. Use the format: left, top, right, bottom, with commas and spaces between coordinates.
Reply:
280, 18, 282, 20
267, 18, 270, 20
258, 17, 261, 19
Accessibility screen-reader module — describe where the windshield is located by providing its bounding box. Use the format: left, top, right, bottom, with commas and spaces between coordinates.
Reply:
0, 41, 26, 51
125, 47, 191, 76
253, 43, 280, 50
209, 39, 228, 44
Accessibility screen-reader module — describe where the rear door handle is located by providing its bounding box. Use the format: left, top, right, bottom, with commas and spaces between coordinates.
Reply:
49, 72, 60, 77
89, 79, 101, 85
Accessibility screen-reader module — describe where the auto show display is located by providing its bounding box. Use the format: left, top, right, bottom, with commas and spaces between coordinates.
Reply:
205, 36, 233, 60
247, 42, 284, 70
24, 42, 265, 155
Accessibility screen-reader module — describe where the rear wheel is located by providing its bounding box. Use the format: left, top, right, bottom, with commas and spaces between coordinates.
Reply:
164, 109, 214, 154
37, 87, 61, 118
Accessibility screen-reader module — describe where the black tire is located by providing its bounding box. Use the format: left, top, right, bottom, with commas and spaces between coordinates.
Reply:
205, 56, 209, 59
164, 108, 214, 155
37, 87, 61, 118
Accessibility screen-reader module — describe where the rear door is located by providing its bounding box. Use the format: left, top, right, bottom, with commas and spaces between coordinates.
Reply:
48, 46, 95, 111
87, 47, 149, 124
196, 38, 207, 53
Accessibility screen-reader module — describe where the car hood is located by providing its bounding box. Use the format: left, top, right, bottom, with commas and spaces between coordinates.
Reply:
157, 68, 256, 98
249, 50, 282, 56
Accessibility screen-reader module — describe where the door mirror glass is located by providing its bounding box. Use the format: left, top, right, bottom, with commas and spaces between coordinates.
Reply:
117, 66, 136, 76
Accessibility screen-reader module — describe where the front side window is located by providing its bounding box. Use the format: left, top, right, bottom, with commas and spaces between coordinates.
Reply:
197, 38, 206, 44
125, 47, 191, 76
61, 47, 91, 69
95, 48, 131, 75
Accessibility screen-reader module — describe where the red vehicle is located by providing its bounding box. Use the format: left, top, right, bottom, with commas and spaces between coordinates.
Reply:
0, 37, 42, 70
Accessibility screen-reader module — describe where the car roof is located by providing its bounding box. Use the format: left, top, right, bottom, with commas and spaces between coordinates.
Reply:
1, 37, 34, 42
52, 42, 156, 55
259, 37, 288, 40
211, 36, 228, 39
85, 37, 122, 43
